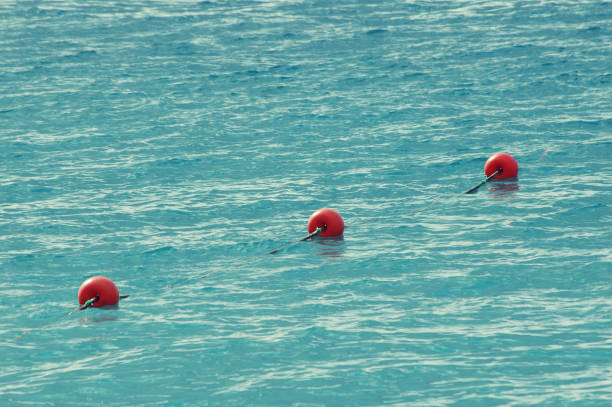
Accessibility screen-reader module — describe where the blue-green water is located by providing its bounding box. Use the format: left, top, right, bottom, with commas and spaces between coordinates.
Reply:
1, 1, 611, 406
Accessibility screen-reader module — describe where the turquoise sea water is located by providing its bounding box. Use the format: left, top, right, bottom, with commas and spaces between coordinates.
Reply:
1, 1, 611, 405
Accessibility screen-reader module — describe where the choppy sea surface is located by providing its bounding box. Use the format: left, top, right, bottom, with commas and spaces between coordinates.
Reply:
1, 1, 611, 406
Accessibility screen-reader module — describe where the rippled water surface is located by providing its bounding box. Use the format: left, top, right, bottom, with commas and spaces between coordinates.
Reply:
1, 1, 611, 406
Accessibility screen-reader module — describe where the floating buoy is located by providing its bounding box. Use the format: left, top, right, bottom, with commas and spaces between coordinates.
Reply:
77, 276, 120, 308
307, 208, 344, 237
484, 153, 518, 179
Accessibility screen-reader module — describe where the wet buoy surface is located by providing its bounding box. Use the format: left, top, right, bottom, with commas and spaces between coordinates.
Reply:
484, 153, 518, 179
78, 276, 120, 307
307, 208, 344, 237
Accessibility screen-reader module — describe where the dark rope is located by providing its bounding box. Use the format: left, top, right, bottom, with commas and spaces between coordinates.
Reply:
191, 225, 329, 282
10, 294, 128, 343
66, 294, 128, 316
269, 225, 326, 254
463, 168, 503, 194
67, 295, 100, 316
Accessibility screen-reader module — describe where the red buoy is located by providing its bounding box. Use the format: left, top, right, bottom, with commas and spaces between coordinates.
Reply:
78, 276, 120, 307
484, 153, 518, 179
307, 208, 344, 237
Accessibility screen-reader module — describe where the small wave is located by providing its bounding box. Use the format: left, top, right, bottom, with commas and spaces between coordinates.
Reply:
62, 50, 99, 60
365, 28, 388, 35
142, 246, 175, 256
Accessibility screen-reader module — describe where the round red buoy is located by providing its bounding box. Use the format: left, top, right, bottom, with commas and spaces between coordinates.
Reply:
307, 208, 344, 237
484, 153, 518, 179
78, 276, 120, 307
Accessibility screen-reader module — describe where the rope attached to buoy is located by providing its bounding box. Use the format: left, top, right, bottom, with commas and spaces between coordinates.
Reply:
66, 294, 129, 316
268, 225, 327, 254
197, 209, 345, 282
463, 168, 502, 194
9, 292, 129, 342
191, 225, 329, 282
68, 295, 99, 316
413, 152, 520, 214
193, 222, 334, 282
